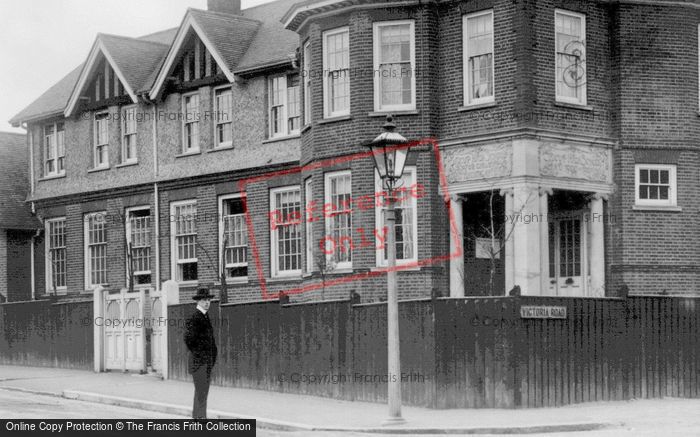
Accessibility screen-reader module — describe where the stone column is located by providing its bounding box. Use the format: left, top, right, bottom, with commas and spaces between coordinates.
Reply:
93, 285, 105, 373
500, 188, 514, 292
539, 188, 552, 294
449, 195, 465, 297
511, 184, 542, 295
589, 193, 607, 297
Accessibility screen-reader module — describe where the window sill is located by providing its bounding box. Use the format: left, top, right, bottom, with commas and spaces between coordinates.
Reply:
371, 265, 421, 272
207, 145, 234, 154
215, 277, 248, 285
458, 101, 497, 112
175, 151, 201, 158
554, 101, 592, 111
368, 110, 419, 117
87, 166, 110, 174
115, 161, 138, 168
267, 276, 303, 283
326, 268, 353, 275
263, 134, 301, 144
318, 114, 352, 125
38, 173, 66, 182
632, 205, 682, 212
177, 281, 199, 287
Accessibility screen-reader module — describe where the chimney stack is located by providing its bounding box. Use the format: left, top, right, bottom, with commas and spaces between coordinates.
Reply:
207, 0, 241, 15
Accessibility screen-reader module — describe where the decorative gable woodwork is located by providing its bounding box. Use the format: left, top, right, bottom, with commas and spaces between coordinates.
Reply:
169, 32, 226, 91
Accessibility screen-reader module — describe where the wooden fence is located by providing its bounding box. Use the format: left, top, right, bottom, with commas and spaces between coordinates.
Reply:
170, 295, 700, 408
0, 299, 93, 370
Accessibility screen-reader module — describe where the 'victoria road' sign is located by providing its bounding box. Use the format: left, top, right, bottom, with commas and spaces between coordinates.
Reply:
520, 305, 568, 319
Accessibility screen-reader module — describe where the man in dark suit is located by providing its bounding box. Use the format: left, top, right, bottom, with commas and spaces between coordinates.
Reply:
184, 288, 218, 419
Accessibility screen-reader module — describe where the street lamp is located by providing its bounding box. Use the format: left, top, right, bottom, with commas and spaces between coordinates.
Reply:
365, 115, 411, 425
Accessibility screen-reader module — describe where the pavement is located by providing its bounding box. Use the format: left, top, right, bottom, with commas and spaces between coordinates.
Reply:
0, 365, 697, 434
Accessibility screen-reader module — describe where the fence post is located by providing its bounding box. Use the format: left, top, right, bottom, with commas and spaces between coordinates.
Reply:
161, 280, 179, 380
93, 285, 105, 373
139, 287, 147, 374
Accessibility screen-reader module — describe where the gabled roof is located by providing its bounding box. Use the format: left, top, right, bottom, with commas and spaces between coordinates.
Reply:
149, 8, 261, 99
0, 132, 40, 230
235, 0, 300, 73
64, 34, 170, 116
11, 0, 302, 126
9, 65, 83, 127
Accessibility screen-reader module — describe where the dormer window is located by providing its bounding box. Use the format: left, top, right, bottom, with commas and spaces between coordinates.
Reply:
44, 122, 65, 177
94, 112, 109, 169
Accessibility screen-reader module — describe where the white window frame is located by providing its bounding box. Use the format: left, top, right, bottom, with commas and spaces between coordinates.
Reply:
214, 85, 233, 149
125, 206, 151, 286
182, 92, 200, 154
218, 193, 248, 282
45, 217, 67, 294
463, 10, 495, 106
634, 164, 677, 207
554, 9, 587, 106
268, 74, 301, 138
373, 20, 417, 112
322, 27, 350, 118
324, 170, 352, 270
303, 41, 312, 125
84, 211, 108, 289
43, 122, 66, 177
375, 166, 418, 267
270, 185, 302, 278
170, 200, 198, 284
305, 178, 314, 273
122, 105, 138, 164
94, 112, 109, 169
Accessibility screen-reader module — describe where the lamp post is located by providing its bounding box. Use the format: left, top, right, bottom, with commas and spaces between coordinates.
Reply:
365, 115, 411, 425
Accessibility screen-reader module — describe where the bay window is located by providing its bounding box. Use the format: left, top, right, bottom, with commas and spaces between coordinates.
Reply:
323, 27, 350, 118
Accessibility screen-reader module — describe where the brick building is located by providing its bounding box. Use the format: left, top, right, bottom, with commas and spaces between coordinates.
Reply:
8, 0, 699, 303
0, 132, 40, 302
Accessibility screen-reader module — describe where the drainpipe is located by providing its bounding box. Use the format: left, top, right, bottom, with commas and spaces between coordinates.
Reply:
149, 102, 161, 292
30, 227, 42, 300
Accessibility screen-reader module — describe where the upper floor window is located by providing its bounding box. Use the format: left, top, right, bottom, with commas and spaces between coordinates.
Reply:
375, 166, 418, 266
46, 217, 66, 293
44, 122, 65, 177
94, 112, 109, 168
126, 207, 151, 285
303, 41, 312, 125
463, 10, 494, 106
270, 186, 302, 277
555, 10, 586, 105
635, 164, 677, 207
323, 27, 350, 118
182, 93, 200, 153
215, 87, 233, 148
325, 171, 352, 270
373, 20, 416, 112
85, 212, 108, 288
269, 74, 300, 138
122, 106, 137, 164
220, 194, 248, 280
171, 200, 198, 282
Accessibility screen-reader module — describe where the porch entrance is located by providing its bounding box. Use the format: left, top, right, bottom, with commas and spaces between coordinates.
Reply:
547, 191, 590, 297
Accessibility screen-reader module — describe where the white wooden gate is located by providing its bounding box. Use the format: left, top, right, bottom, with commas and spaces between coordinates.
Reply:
104, 288, 146, 372
149, 289, 164, 372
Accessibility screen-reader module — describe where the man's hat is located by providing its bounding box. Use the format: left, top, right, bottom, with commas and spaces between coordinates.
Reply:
192, 287, 215, 300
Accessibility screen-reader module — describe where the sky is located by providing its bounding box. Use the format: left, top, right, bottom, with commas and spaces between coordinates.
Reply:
0, 0, 276, 133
